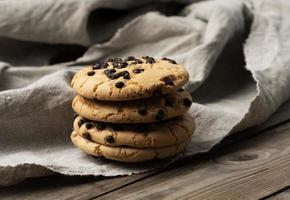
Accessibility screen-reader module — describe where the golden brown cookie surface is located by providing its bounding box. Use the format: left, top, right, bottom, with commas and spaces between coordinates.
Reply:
72, 89, 192, 123
71, 130, 189, 162
71, 57, 189, 101
73, 113, 195, 148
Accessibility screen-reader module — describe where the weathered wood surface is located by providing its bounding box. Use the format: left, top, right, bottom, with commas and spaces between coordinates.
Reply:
266, 188, 290, 200
95, 120, 290, 200
2, 119, 290, 200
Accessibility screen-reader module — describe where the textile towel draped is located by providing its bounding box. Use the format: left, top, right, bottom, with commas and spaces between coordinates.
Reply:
1, 0, 290, 186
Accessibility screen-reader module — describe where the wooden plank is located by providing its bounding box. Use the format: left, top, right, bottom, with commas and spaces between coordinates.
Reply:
95, 121, 290, 200
0, 171, 156, 200
265, 188, 290, 200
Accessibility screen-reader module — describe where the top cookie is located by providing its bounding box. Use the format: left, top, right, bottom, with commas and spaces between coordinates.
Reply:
71, 56, 189, 101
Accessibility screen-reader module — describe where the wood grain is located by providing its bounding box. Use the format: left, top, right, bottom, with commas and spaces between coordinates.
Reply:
0, 171, 156, 200
95, 121, 290, 200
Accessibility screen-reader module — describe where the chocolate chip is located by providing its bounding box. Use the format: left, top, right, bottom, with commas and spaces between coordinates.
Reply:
104, 69, 116, 77
106, 136, 115, 143
87, 71, 95, 76
112, 62, 120, 68
130, 59, 144, 65
163, 77, 175, 86
138, 107, 147, 115
121, 71, 130, 80
115, 81, 125, 88
85, 123, 93, 129
161, 57, 177, 64
92, 62, 102, 70
102, 62, 109, 68
121, 62, 128, 68
83, 132, 91, 140
183, 98, 192, 107
96, 122, 106, 130
113, 62, 128, 69
135, 59, 143, 64
126, 56, 136, 61
108, 73, 120, 80
164, 98, 174, 107
78, 119, 85, 127
106, 58, 115, 62
136, 124, 149, 133
142, 56, 156, 64
155, 110, 165, 121
133, 68, 144, 74
178, 88, 184, 92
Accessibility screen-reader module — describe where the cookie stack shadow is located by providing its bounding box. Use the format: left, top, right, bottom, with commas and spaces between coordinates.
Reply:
70, 56, 195, 162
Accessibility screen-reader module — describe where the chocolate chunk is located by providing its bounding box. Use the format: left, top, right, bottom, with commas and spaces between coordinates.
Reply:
96, 122, 106, 130
133, 68, 144, 74
112, 62, 120, 68
115, 81, 125, 88
155, 110, 165, 121
83, 132, 91, 140
106, 58, 115, 62
126, 56, 136, 61
161, 57, 177, 64
87, 71, 95, 76
163, 77, 175, 86
138, 107, 147, 115
106, 136, 115, 143
108, 73, 121, 80
102, 62, 109, 68
120, 71, 130, 80
121, 62, 128, 68
92, 62, 102, 70
104, 69, 116, 77
142, 56, 156, 64
113, 62, 128, 69
85, 123, 93, 129
135, 59, 143, 64
178, 88, 184, 92
183, 98, 192, 107
130, 59, 144, 65
136, 124, 149, 133
78, 119, 85, 127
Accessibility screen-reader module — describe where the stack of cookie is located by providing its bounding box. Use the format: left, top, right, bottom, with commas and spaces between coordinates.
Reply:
70, 56, 195, 162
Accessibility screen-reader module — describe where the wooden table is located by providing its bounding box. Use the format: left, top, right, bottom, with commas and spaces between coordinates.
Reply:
2, 117, 290, 200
